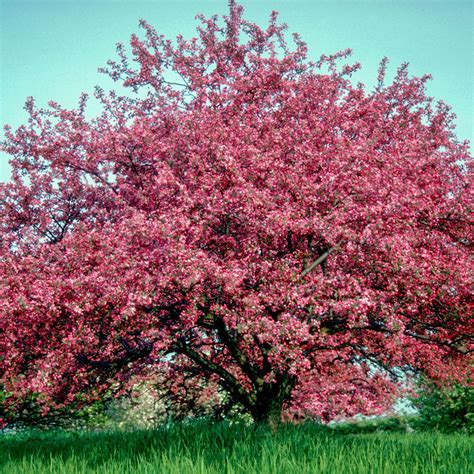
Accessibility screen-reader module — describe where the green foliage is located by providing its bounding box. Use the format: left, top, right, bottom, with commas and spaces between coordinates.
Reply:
411, 381, 473, 435
0, 421, 472, 473
331, 416, 415, 434
0, 389, 109, 430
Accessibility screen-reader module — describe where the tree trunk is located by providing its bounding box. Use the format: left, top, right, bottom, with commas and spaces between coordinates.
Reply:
251, 397, 285, 432
250, 373, 295, 432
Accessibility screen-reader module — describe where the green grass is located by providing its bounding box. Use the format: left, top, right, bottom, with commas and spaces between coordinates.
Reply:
0, 421, 472, 474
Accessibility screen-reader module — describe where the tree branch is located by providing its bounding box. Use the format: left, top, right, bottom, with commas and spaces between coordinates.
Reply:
212, 316, 264, 386
77, 336, 153, 371
171, 337, 256, 410
300, 242, 342, 278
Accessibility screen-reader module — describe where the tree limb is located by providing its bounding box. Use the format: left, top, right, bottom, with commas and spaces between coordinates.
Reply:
171, 337, 256, 410
300, 242, 342, 278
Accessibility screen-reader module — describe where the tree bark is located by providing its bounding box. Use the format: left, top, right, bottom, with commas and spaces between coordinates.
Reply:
251, 397, 285, 432
250, 373, 296, 431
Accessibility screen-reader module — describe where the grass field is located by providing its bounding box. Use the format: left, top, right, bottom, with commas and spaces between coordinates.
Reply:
0, 421, 472, 474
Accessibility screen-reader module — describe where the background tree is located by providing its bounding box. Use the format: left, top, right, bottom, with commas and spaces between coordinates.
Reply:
0, 1, 472, 428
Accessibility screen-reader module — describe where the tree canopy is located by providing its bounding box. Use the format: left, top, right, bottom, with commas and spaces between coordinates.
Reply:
0, 1, 472, 427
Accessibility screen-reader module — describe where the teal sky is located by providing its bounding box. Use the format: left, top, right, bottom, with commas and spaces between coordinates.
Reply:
1, 0, 472, 182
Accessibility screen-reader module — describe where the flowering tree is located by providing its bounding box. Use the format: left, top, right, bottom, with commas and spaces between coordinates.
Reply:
1, 1, 472, 428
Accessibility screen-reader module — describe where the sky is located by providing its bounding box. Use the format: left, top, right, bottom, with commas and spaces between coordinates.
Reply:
0, 0, 472, 182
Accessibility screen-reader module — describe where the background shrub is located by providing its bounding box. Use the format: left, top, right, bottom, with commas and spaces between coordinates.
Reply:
411, 381, 473, 434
